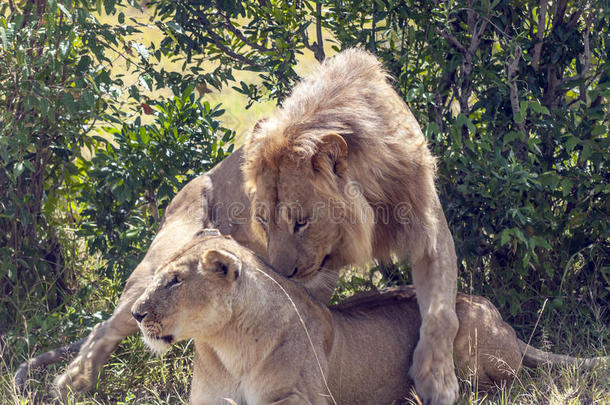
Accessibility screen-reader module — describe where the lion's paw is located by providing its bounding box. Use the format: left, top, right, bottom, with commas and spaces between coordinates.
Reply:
410, 340, 458, 405
52, 355, 95, 400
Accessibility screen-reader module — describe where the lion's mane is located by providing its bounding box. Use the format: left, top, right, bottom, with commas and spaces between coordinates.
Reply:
244, 48, 440, 265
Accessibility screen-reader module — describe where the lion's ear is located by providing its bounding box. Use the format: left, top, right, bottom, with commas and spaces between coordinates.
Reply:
312, 133, 348, 177
252, 118, 267, 133
200, 249, 241, 282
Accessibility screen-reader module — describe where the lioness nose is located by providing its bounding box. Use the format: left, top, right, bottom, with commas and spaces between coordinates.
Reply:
132, 310, 146, 323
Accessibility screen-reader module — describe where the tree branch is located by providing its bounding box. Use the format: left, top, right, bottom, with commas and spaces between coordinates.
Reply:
508, 46, 529, 160
203, 27, 265, 70
435, 27, 467, 54
219, 13, 273, 53
314, 1, 325, 61
196, 14, 266, 70
550, 0, 568, 35
532, 0, 548, 72
299, 3, 325, 62
508, 46, 525, 135
559, 8, 593, 87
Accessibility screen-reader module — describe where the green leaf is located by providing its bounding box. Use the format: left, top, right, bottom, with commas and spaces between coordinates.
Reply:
59, 39, 72, 60
103, 0, 116, 14
82, 90, 95, 109
591, 124, 606, 137
539, 172, 560, 188
167, 21, 184, 34
13, 162, 25, 178
565, 136, 579, 152
76, 55, 91, 72
513, 111, 524, 123
561, 178, 573, 196
503, 131, 520, 144
61, 92, 77, 113
139, 74, 152, 91
500, 228, 512, 246
57, 3, 72, 20
132, 42, 149, 61
0, 27, 7, 50
528, 100, 549, 115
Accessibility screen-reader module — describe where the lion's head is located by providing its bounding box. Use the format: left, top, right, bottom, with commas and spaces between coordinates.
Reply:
244, 128, 375, 301
244, 49, 438, 301
131, 235, 246, 354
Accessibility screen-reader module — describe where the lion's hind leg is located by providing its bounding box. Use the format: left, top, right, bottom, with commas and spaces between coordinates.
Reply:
453, 294, 522, 391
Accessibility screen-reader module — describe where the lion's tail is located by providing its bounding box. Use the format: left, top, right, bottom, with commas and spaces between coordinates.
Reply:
14, 337, 86, 390
518, 339, 608, 370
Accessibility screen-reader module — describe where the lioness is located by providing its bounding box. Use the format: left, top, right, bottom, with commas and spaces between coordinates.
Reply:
132, 234, 605, 405
244, 49, 459, 402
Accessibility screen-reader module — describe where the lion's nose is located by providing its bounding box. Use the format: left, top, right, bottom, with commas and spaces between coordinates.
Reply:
131, 310, 146, 323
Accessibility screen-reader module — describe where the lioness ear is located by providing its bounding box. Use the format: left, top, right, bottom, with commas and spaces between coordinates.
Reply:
200, 249, 241, 281
312, 133, 348, 177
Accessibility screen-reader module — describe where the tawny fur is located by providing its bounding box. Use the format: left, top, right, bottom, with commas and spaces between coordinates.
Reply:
243, 48, 460, 403
132, 236, 607, 405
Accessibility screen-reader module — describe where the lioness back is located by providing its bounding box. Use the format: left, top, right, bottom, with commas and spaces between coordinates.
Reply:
328, 298, 420, 404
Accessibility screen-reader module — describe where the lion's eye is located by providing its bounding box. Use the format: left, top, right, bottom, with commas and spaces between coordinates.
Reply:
294, 218, 310, 234
166, 274, 182, 288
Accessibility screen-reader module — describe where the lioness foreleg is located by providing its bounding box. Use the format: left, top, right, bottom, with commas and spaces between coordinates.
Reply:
410, 210, 459, 405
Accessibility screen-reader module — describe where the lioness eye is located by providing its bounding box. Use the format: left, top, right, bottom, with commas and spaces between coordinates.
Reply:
166, 274, 182, 288
294, 218, 310, 234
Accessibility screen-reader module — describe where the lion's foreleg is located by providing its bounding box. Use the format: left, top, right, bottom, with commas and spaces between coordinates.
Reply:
53, 285, 142, 399
15, 337, 86, 391
409, 210, 459, 405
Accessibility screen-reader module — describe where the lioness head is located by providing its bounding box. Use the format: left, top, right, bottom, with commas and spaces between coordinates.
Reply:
131, 236, 244, 354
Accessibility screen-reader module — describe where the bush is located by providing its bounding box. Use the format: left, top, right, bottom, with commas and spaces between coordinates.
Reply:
78, 88, 234, 281
0, 0, 129, 327
0, 0, 233, 348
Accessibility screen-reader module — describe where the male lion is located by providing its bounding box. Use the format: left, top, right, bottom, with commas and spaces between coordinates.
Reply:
244, 48, 459, 402
132, 234, 606, 405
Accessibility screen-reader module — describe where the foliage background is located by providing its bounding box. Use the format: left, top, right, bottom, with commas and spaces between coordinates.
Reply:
0, 0, 608, 403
